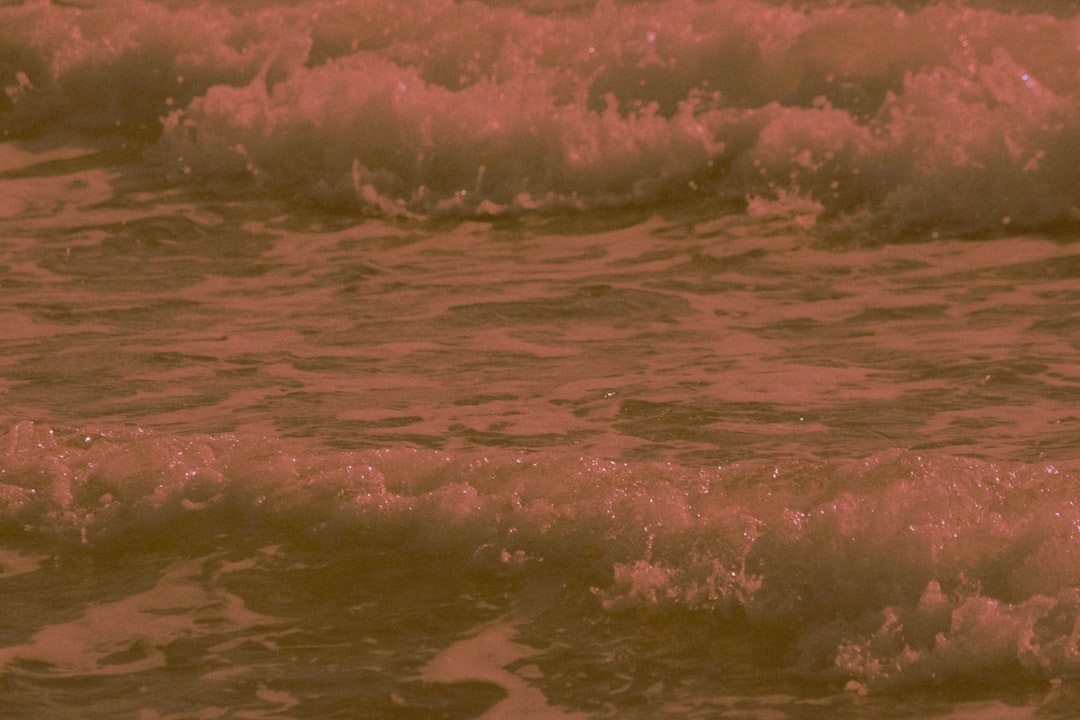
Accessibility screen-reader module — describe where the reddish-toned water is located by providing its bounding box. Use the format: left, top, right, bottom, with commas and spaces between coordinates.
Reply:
2, 1, 1080, 718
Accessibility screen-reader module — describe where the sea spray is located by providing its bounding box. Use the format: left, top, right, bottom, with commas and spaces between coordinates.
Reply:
5, 0, 1080, 233
3, 422, 1079, 688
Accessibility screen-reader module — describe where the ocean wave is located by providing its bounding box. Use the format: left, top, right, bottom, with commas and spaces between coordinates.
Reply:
3, 420, 1080, 688
4, 0, 1080, 235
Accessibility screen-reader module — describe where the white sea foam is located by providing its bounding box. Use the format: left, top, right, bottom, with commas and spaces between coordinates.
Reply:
5, 0, 1080, 233
4, 3, 1080, 707
2, 421, 1080, 688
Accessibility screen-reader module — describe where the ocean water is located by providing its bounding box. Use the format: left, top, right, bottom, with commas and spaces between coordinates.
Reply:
3, 0, 1080, 717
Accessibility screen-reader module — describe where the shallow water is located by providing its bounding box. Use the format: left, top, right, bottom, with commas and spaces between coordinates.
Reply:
3, 1, 1080, 718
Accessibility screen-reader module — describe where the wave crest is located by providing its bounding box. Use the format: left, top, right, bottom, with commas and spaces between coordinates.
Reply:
3, 421, 1080, 686
5, 0, 1080, 234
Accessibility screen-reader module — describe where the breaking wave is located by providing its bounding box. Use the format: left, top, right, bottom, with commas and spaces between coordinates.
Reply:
3, 421, 1080, 689
5, 0, 1080, 234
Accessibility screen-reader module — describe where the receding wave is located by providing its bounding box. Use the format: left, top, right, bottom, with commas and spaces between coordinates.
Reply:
4, 0, 1080, 234
3, 420, 1080, 690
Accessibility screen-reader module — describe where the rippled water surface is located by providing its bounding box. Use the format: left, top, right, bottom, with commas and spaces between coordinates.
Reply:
3, 1, 1080, 717
3, 181, 1079, 464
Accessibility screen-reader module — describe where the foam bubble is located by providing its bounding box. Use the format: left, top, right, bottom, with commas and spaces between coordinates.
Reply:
7, 0, 1080, 233
3, 422, 1080, 686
